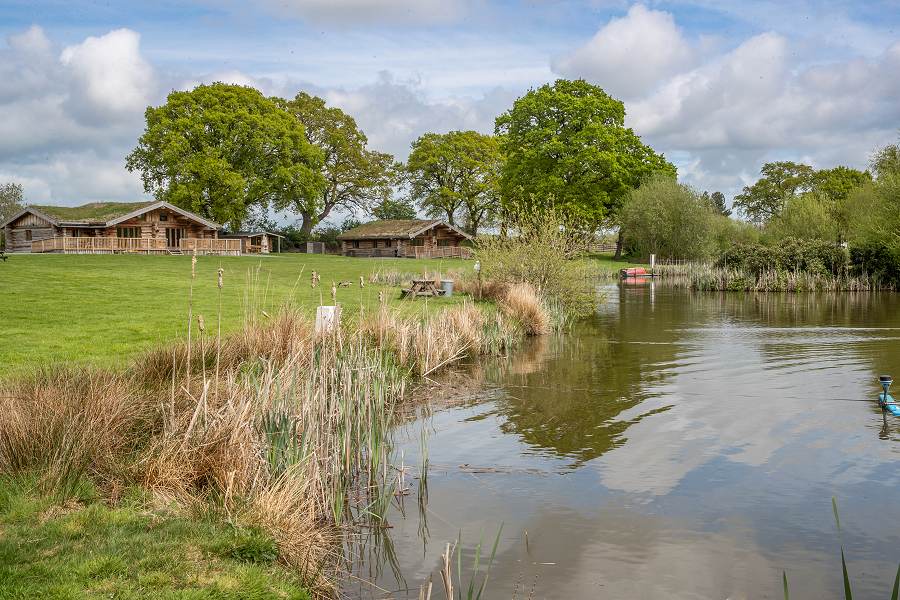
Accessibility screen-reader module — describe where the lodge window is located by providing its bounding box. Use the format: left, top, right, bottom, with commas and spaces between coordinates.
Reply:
25, 230, 32, 241
409, 238, 424, 246
385, 239, 392, 247
352, 240, 360, 248
159, 214, 168, 222
437, 238, 455, 247
117, 227, 141, 238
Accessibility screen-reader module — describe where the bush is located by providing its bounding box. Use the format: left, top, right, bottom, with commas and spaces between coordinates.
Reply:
718, 238, 848, 276
474, 211, 597, 317
620, 174, 716, 260
849, 243, 900, 286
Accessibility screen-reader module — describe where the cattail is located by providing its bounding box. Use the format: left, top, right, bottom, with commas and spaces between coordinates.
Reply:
197, 314, 205, 333
378, 290, 385, 304
359, 275, 365, 288
331, 281, 337, 304
311, 270, 318, 288
217, 267, 224, 289
191, 255, 197, 279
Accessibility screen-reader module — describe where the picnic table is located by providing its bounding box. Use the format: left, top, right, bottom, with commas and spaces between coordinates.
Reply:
401, 278, 445, 298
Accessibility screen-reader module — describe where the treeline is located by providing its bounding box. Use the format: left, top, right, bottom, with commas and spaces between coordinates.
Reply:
619, 146, 900, 285
125, 79, 677, 244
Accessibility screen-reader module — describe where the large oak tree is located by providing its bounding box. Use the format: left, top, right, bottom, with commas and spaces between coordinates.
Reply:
126, 84, 325, 229
405, 130, 501, 235
280, 92, 397, 237
495, 79, 675, 229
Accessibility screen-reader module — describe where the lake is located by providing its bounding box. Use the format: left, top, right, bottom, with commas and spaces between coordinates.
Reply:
344, 283, 900, 599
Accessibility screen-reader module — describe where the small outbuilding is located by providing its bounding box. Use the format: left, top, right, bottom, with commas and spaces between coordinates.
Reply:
337, 219, 472, 258
219, 231, 284, 254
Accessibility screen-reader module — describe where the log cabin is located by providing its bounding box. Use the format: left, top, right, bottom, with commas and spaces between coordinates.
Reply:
337, 219, 472, 258
2, 201, 243, 255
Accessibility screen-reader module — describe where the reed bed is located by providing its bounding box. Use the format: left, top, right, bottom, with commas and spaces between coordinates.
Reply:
0, 295, 533, 596
674, 264, 889, 292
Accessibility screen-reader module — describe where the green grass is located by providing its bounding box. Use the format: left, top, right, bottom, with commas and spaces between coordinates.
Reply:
588, 252, 644, 275
0, 477, 311, 599
0, 253, 469, 374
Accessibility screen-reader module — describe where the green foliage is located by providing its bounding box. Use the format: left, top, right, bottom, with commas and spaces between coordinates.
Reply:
474, 210, 597, 316
405, 130, 501, 235
870, 142, 900, 179
811, 166, 871, 205
718, 238, 849, 276
372, 197, 417, 220
280, 92, 397, 236
495, 79, 675, 226
0, 182, 24, 250
734, 161, 815, 223
619, 174, 715, 260
765, 193, 838, 243
222, 527, 280, 565
127, 83, 325, 230
704, 190, 732, 217
0, 479, 310, 598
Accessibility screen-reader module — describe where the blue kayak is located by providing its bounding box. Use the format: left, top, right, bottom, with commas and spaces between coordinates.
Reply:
880, 392, 900, 416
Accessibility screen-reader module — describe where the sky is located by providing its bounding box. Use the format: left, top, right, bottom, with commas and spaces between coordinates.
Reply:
1, 0, 899, 221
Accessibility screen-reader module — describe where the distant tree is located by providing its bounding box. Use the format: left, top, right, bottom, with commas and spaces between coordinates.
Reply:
869, 142, 900, 179
765, 193, 838, 243
620, 174, 714, 260
127, 83, 325, 230
279, 92, 397, 237
811, 166, 871, 205
495, 79, 675, 229
0, 182, 24, 250
711, 191, 731, 217
405, 130, 501, 235
733, 161, 815, 224
0, 182, 24, 223
372, 197, 417, 220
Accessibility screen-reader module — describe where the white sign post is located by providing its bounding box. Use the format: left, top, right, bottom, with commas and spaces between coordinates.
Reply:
315, 305, 341, 335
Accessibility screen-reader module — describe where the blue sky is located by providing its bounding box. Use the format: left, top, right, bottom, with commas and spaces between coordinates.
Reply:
1, 0, 899, 218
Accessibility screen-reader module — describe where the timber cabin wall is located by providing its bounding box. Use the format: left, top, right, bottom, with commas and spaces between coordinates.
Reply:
4, 213, 58, 252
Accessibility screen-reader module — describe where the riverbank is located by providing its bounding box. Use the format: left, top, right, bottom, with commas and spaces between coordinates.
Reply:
0, 275, 555, 596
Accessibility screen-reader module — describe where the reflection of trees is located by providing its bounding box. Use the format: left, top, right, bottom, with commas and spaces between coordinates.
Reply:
489, 286, 689, 465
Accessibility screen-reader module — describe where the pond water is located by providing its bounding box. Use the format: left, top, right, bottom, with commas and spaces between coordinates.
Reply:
344, 284, 900, 599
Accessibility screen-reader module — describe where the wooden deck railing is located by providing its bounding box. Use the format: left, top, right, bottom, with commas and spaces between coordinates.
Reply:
180, 238, 242, 255
405, 246, 472, 259
32, 237, 242, 255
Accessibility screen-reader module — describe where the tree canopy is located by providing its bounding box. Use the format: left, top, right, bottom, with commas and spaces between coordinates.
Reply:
0, 182, 24, 223
126, 83, 325, 230
405, 130, 501, 235
495, 79, 675, 227
620, 174, 715, 260
372, 197, 417, 220
733, 161, 815, 224
279, 92, 397, 236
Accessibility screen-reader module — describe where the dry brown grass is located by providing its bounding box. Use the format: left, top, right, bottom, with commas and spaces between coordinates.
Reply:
499, 282, 551, 336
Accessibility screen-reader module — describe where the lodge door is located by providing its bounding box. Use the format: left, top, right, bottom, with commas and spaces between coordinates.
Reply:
165, 227, 185, 249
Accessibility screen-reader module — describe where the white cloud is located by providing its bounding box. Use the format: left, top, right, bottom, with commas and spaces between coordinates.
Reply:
554, 4, 695, 98
0, 26, 155, 204
257, 0, 470, 25
60, 29, 155, 123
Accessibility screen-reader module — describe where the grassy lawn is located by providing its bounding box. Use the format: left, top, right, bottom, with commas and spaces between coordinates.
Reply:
0, 478, 311, 599
0, 253, 470, 374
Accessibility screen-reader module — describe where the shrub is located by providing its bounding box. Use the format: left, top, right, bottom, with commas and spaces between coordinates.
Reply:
849, 243, 900, 287
620, 174, 716, 260
499, 282, 551, 335
718, 238, 848, 276
474, 211, 597, 316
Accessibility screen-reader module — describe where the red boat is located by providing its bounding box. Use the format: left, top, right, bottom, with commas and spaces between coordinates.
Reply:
620, 267, 657, 278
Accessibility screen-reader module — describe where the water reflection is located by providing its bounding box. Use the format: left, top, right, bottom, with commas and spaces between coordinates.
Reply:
344, 285, 900, 599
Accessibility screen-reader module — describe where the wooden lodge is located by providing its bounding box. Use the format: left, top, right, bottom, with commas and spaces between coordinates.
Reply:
337, 219, 472, 258
1, 201, 266, 256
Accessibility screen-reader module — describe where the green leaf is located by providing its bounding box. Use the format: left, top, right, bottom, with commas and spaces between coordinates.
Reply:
890, 562, 899, 600
782, 571, 789, 600
832, 496, 841, 532
840, 547, 852, 600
